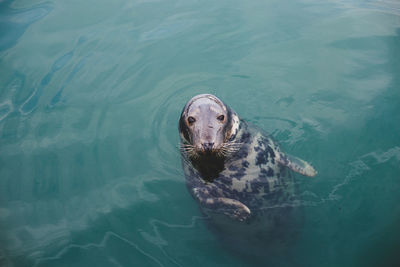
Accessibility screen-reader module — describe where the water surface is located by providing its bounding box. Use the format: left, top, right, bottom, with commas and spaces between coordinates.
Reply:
1, 0, 400, 266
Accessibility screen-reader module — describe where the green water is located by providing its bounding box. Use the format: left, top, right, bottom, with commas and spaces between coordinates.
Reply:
1, 0, 400, 266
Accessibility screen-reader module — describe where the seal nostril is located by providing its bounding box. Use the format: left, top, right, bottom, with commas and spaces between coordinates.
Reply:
202, 142, 214, 151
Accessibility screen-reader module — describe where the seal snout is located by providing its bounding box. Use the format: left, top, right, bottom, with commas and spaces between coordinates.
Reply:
202, 142, 214, 152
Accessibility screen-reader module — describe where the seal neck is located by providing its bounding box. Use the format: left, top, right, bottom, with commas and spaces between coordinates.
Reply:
191, 154, 225, 182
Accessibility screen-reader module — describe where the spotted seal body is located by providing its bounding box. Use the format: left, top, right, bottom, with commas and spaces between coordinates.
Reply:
179, 94, 316, 221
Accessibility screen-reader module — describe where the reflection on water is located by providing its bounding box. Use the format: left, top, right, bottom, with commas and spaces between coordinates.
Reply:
1, 0, 400, 266
0, 1, 52, 51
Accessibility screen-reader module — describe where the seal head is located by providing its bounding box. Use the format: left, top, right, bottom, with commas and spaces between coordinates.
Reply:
179, 94, 240, 158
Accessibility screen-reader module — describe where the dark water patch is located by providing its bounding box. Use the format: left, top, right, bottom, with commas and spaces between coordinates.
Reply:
50, 55, 89, 107
0, 1, 52, 51
20, 51, 74, 114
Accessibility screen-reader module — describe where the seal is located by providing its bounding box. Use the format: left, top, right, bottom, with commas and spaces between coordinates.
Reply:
179, 94, 316, 221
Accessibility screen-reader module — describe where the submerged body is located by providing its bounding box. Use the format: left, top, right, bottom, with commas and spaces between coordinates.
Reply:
179, 94, 316, 221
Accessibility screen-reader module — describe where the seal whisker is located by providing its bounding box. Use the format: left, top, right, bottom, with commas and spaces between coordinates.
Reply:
220, 143, 241, 153
223, 142, 243, 148
216, 146, 238, 158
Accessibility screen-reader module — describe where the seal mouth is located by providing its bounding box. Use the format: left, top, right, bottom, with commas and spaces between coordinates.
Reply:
199, 148, 217, 157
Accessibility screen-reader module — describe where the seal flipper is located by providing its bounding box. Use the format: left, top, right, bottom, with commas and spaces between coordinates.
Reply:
192, 187, 251, 221
276, 152, 317, 177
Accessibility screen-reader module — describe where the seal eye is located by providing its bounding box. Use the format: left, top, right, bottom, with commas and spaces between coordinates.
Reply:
217, 115, 225, 121
188, 116, 196, 124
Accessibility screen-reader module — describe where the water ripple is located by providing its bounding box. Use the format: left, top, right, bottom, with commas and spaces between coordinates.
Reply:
0, 2, 53, 51
19, 51, 74, 114
49, 54, 90, 107
255, 145, 400, 211
140, 18, 195, 42
1, 176, 158, 262
140, 216, 208, 267
0, 100, 12, 122
33, 231, 164, 267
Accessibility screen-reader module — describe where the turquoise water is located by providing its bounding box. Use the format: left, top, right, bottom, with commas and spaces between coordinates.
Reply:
1, 0, 400, 266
